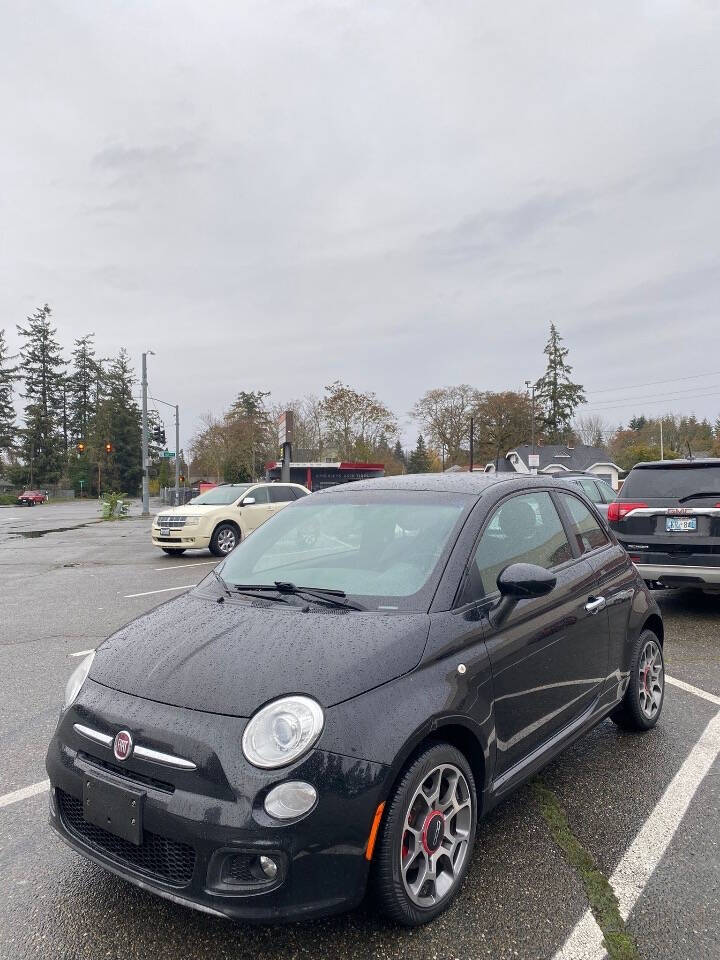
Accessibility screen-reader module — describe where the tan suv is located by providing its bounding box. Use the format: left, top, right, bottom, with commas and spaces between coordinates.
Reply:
152, 482, 310, 557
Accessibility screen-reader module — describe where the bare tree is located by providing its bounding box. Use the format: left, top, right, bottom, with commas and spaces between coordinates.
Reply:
574, 414, 611, 447
412, 384, 478, 466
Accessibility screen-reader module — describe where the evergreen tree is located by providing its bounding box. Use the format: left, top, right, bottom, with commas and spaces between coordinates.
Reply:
66, 334, 99, 446
407, 435, 431, 473
393, 439, 406, 466
92, 350, 142, 494
0, 329, 17, 469
534, 323, 585, 442
17, 305, 66, 485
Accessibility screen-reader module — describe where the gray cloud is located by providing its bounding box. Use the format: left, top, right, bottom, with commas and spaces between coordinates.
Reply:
2, 0, 720, 446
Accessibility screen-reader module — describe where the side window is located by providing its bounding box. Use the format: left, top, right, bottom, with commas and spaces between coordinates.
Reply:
247, 486, 269, 504
269, 486, 294, 503
463, 492, 573, 602
292, 487, 308, 498
579, 479, 602, 503
598, 481, 616, 504
559, 493, 609, 554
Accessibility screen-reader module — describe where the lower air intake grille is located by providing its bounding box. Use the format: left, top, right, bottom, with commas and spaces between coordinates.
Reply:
57, 790, 195, 886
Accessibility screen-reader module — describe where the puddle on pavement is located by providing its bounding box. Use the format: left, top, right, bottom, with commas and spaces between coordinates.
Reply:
5, 522, 101, 539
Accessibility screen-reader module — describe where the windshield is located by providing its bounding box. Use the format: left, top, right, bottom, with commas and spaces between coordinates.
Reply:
189, 484, 251, 505
218, 492, 469, 611
622, 464, 720, 500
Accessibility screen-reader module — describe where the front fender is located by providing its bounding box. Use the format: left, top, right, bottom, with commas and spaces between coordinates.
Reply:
319, 648, 495, 806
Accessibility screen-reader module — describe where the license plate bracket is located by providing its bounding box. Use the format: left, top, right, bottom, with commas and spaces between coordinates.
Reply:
82, 775, 144, 845
665, 517, 697, 532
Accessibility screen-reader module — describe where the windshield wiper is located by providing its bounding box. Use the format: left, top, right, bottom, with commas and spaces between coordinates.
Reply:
272, 581, 365, 611
212, 568, 232, 598
231, 584, 292, 604
229, 582, 364, 610
678, 491, 720, 503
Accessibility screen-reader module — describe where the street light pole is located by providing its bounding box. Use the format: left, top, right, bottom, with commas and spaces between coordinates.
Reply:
525, 379, 537, 474
175, 404, 180, 504
141, 350, 154, 517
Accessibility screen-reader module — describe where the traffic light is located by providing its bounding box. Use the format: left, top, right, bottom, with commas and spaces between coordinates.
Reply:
104, 442, 113, 454
76, 442, 86, 454
151, 425, 166, 445
179, 474, 185, 483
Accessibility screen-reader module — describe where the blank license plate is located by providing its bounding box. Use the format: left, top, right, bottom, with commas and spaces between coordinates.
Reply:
666, 517, 697, 532
82, 775, 144, 845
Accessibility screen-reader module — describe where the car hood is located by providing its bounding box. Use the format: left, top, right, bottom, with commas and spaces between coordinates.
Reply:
155, 504, 228, 518
90, 592, 430, 716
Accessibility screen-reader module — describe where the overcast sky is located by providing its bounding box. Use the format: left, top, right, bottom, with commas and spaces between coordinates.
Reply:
2, 0, 719, 451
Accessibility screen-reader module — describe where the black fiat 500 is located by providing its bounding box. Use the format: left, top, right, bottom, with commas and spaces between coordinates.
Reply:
46, 473, 664, 926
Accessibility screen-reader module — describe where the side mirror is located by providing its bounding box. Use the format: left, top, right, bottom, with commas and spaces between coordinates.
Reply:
491, 563, 557, 627
241, 497, 256, 506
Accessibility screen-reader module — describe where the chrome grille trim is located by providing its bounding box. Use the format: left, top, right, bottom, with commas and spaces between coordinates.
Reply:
73, 723, 113, 747
134, 745, 197, 770
156, 516, 187, 528
72, 723, 196, 771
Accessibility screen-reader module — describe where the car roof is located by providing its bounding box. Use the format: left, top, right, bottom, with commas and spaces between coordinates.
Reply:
631, 458, 720, 470
315, 472, 551, 497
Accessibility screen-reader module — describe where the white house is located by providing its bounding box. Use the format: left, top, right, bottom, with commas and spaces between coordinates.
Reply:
484, 444, 623, 490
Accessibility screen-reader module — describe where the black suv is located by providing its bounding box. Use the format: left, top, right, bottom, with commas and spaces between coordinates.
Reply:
609, 458, 720, 591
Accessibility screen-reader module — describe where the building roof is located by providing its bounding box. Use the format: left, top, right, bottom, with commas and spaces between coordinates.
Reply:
511, 444, 621, 472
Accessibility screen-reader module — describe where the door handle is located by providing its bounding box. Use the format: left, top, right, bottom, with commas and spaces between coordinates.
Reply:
585, 596, 606, 615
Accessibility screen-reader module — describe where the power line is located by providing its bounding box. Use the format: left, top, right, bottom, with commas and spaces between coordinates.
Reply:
585, 369, 720, 397
586, 384, 720, 409
583, 389, 720, 415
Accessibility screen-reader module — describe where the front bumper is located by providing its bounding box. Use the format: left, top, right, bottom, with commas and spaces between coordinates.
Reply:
151, 528, 211, 550
634, 563, 720, 587
46, 682, 389, 922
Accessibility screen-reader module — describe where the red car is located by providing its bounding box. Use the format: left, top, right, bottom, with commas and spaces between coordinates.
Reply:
17, 490, 47, 506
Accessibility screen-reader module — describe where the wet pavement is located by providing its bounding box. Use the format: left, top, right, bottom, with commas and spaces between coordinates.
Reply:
0, 501, 718, 959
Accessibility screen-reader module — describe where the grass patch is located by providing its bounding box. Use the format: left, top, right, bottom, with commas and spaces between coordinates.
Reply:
532, 779, 639, 960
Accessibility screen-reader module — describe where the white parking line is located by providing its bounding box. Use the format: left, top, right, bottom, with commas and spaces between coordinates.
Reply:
124, 584, 197, 598
666, 674, 720, 706
153, 561, 216, 571
553, 687, 720, 959
0, 780, 49, 809
70, 648, 95, 657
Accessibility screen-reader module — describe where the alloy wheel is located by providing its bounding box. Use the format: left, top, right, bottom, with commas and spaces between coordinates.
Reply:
638, 638, 664, 719
400, 763, 472, 908
217, 528, 237, 554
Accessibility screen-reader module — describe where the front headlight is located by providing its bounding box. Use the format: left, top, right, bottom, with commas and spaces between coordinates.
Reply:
242, 696, 324, 769
63, 652, 95, 710
182, 517, 200, 526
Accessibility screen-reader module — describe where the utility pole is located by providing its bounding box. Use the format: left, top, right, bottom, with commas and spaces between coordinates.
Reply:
141, 350, 154, 517
469, 417, 474, 473
175, 404, 180, 505
660, 419, 664, 461
525, 380, 537, 475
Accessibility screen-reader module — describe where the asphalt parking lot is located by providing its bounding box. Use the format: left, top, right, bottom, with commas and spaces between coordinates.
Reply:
1, 501, 718, 960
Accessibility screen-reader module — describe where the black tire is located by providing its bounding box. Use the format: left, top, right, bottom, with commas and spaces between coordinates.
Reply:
611, 629, 665, 731
373, 742, 477, 926
209, 522, 240, 557
161, 548, 186, 556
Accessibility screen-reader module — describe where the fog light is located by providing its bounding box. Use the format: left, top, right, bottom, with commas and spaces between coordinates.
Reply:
259, 855, 278, 880
264, 781, 317, 820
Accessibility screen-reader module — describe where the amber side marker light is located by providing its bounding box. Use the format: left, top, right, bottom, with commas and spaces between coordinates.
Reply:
365, 802, 386, 861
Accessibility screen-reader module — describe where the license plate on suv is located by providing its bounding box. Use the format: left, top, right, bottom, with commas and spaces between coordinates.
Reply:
666, 517, 697, 532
